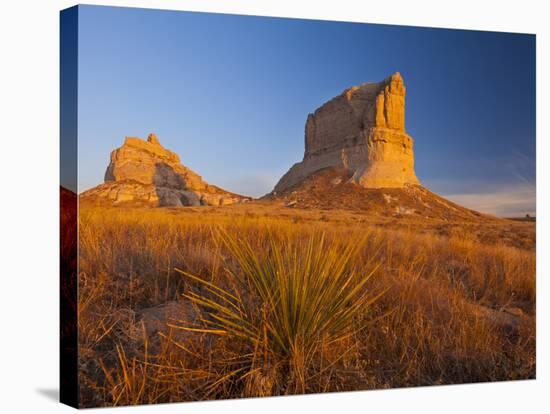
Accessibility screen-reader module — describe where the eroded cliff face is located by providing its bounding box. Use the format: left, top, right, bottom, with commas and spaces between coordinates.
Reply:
274, 72, 419, 192
104, 134, 207, 191
82, 134, 250, 207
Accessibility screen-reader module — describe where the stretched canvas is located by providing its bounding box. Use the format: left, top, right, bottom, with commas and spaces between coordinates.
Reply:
60, 5, 536, 408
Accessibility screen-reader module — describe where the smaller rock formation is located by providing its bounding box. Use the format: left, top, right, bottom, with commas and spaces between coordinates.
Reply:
81, 134, 250, 207
274, 72, 420, 192
146, 132, 160, 145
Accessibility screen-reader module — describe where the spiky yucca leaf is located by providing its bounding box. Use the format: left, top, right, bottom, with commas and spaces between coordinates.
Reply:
175, 231, 383, 363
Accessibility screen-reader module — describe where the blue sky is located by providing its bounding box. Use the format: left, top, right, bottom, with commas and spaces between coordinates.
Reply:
75, 5, 535, 216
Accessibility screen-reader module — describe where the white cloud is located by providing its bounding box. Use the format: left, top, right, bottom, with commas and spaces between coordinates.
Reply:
445, 183, 536, 217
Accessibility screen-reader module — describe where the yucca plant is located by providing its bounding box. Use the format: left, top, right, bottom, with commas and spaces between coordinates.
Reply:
173, 230, 384, 394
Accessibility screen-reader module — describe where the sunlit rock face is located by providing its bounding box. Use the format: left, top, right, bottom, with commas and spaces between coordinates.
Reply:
82, 134, 250, 207
104, 133, 207, 191
274, 72, 420, 192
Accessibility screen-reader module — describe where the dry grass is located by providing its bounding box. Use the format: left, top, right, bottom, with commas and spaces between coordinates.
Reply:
77, 205, 536, 407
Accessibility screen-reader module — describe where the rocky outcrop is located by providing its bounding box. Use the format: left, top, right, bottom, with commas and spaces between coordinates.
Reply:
103, 133, 209, 192
264, 167, 491, 222
274, 72, 420, 192
81, 134, 250, 207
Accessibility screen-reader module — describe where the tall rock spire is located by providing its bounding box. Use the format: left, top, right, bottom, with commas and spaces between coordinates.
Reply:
274, 72, 419, 192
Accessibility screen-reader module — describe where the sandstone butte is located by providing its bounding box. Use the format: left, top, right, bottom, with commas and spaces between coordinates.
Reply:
273, 72, 420, 193
81, 133, 250, 207
81, 72, 473, 215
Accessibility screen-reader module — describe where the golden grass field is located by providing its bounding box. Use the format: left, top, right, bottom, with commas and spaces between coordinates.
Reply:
77, 203, 535, 407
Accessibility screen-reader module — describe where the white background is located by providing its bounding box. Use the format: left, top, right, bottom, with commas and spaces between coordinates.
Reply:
0, 0, 547, 412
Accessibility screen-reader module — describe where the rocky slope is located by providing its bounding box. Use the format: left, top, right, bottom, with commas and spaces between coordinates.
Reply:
274, 72, 419, 192
266, 167, 496, 222
81, 134, 250, 207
